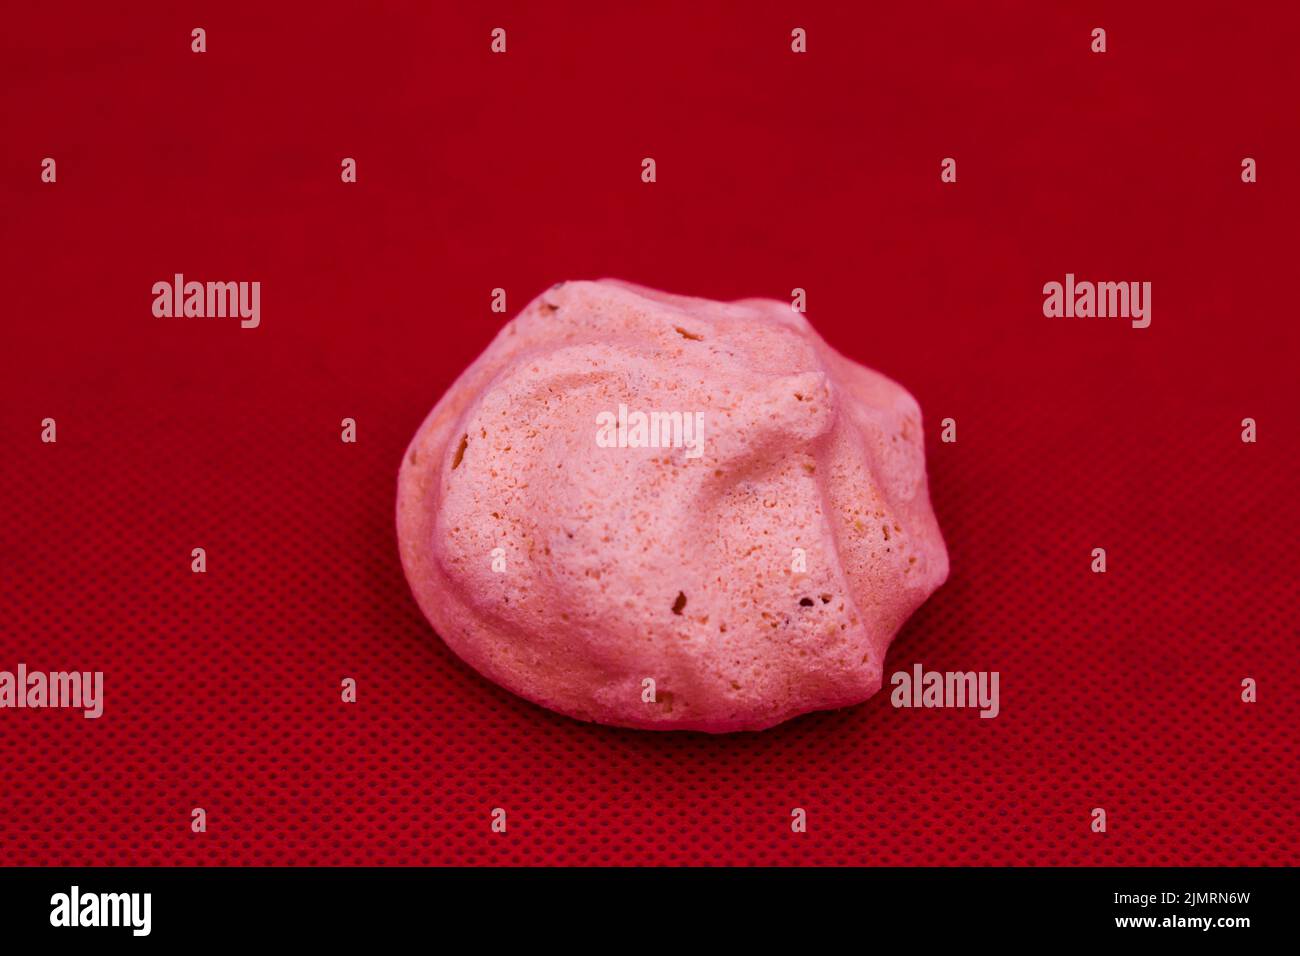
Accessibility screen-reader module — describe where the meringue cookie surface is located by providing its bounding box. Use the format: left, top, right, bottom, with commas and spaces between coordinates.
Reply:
396, 280, 948, 732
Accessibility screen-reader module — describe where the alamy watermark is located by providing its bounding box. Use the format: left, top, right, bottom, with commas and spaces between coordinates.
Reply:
152, 273, 260, 329
891, 663, 999, 718
1043, 273, 1150, 328
595, 403, 704, 459
50, 886, 150, 936
0, 664, 103, 718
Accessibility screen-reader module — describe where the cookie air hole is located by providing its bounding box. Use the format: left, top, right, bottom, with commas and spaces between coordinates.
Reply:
451, 434, 468, 469
674, 326, 703, 341
671, 592, 687, 615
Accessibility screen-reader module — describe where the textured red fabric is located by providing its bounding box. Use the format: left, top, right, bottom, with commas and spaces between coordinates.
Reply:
1, 1, 1297, 866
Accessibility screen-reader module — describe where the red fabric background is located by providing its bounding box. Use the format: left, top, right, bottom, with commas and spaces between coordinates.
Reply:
2, 2, 1296, 866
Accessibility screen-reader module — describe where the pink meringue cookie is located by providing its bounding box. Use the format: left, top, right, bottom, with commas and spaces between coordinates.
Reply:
396, 280, 948, 732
